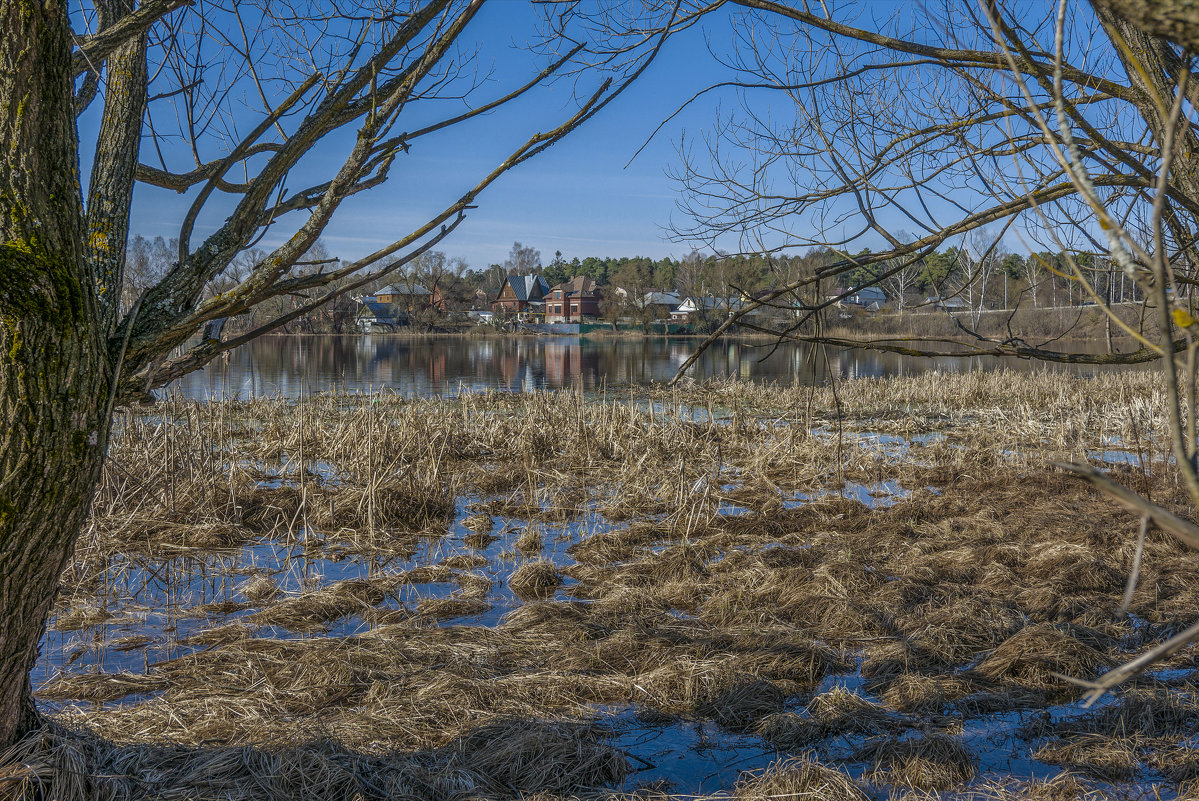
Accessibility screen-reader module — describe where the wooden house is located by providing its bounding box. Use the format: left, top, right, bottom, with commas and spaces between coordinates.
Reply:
492, 274, 550, 317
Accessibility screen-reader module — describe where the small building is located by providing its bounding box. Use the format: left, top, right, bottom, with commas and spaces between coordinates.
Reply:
924, 295, 971, 312
493, 274, 550, 318
374, 284, 432, 306
546, 275, 603, 323
670, 295, 738, 322
836, 286, 887, 308
644, 290, 683, 318
356, 299, 404, 332
430, 284, 452, 313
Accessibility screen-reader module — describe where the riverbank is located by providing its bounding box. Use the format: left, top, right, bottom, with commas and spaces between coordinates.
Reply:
802, 302, 1153, 350
258, 301, 1156, 351
10, 371, 1198, 800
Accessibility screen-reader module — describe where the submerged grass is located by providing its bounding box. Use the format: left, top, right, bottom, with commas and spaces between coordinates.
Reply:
19, 369, 1199, 800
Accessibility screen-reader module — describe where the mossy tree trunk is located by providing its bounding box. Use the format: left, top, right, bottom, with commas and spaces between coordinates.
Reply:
0, 0, 123, 750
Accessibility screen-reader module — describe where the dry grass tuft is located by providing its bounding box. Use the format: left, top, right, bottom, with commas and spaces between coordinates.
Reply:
515, 527, 544, 555
696, 679, 784, 733
441, 719, 628, 795
246, 578, 388, 632
1145, 744, 1199, 783
440, 553, 490, 570
959, 773, 1112, 800
237, 573, 280, 604
464, 530, 499, 549
415, 597, 492, 621
509, 561, 563, 601
36, 671, 169, 704
856, 732, 977, 791
1033, 735, 1142, 782
880, 673, 973, 714
462, 513, 494, 534
754, 687, 921, 749
52, 605, 112, 632
0, 718, 628, 801
732, 755, 869, 801
973, 623, 1113, 692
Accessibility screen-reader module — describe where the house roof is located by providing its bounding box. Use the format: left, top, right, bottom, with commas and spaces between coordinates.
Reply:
550, 275, 599, 296
925, 295, 969, 307
376, 284, 430, 296
644, 291, 682, 306
503, 274, 550, 302
359, 299, 401, 320
679, 295, 738, 311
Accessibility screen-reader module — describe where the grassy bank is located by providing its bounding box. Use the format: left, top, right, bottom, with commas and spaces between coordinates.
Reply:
6, 371, 1199, 800
825, 302, 1156, 347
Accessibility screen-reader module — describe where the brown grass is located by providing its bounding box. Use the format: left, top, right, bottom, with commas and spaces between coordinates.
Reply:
509, 561, 564, 601
972, 623, 1114, 694
856, 732, 977, 791
24, 371, 1199, 800
732, 755, 869, 801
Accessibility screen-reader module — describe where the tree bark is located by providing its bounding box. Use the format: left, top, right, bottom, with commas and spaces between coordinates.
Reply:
1094, 0, 1199, 53
0, 1, 108, 750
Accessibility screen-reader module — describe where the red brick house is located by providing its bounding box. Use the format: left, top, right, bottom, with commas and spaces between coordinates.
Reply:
431, 284, 448, 313
545, 275, 602, 323
492, 274, 550, 317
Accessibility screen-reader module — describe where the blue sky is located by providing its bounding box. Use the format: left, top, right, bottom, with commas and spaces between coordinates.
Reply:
86, 2, 1094, 271
105, 3, 741, 269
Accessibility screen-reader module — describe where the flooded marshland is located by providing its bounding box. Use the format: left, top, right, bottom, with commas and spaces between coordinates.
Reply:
17, 370, 1199, 800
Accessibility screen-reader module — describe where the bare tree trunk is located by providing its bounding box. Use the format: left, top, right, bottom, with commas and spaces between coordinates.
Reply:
0, 0, 109, 750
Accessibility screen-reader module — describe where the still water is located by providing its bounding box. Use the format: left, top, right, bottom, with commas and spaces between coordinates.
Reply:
169, 334, 1136, 399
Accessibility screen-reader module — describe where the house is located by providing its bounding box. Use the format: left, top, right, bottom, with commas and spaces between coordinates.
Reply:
374, 284, 432, 306
643, 291, 683, 318
430, 284, 451, 313
492, 274, 550, 318
356, 298, 404, 332
924, 295, 971, 312
545, 275, 603, 323
670, 295, 738, 323
832, 286, 887, 308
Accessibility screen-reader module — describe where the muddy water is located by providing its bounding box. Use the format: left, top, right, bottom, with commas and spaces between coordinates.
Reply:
168, 334, 1138, 399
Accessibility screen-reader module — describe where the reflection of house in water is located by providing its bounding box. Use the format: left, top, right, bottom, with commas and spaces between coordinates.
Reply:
543, 337, 600, 387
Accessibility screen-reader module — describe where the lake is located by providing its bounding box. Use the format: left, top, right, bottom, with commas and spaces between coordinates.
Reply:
168, 333, 1142, 399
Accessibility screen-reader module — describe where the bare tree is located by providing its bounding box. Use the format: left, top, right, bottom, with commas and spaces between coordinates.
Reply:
0, 0, 690, 748
676, 248, 707, 297
662, 0, 1199, 695
504, 241, 542, 275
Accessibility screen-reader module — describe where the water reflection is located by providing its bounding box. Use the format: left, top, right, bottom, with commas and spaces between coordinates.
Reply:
169, 334, 1136, 399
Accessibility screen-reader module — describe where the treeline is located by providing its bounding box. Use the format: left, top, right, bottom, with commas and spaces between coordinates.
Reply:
470, 242, 1138, 314
127, 235, 1142, 336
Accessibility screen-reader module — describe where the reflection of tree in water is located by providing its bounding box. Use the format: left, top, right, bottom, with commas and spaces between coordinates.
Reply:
170, 335, 1133, 399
